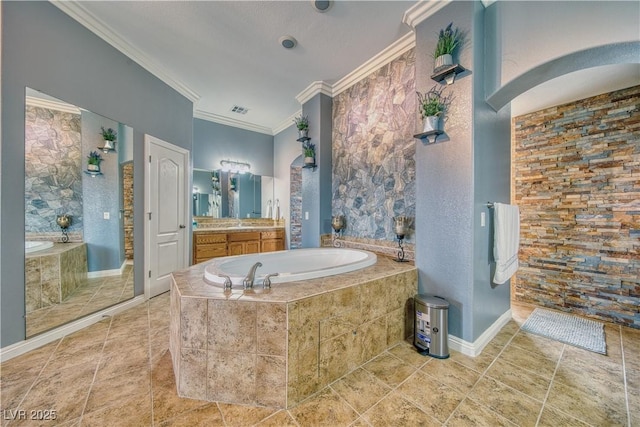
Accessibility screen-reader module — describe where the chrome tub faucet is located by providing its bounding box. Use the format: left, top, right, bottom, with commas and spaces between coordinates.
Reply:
242, 262, 262, 289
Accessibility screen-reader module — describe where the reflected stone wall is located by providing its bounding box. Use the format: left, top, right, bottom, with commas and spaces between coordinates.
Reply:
332, 49, 416, 242
25, 105, 83, 236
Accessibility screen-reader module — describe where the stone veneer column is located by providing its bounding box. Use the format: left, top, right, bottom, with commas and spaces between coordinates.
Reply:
301, 93, 333, 247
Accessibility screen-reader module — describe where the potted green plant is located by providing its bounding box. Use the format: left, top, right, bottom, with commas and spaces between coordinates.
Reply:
87, 150, 103, 172
293, 115, 309, 138
100, 126, 117, 150
434, 22, 461, 71
416, 85, 450, 133
302, 141, 315, 165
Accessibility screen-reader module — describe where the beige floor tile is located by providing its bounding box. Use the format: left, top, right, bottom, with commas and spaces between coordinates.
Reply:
448, 350, 495, 373
485, 358, 551, 401
508, 330, 565, 355
420, 358, 480, 394
289, 388, 359, 426
396, 371, 464, 423
362, 353, 416, 388
0, 341, 58, 383
81, 393, 152, 427
499, 341, 560, 379
159, 403, 225, 427
94, 345, 150, 382
546, 377, 628, 426
349, 417, 372, 427
445, 397, 516, 427
0, 378, 33, 411
361, 391, 440, 427
254, 410, 299, 427
466, 376, 542, 427
13, 361, 96, 425
84, 369, 150, 413
387, 341, 431, 368
537, 405, 591, 427
217, 402, 279, 426
330, 368, 392, 414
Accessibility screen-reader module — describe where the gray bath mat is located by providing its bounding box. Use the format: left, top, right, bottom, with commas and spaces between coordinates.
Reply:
521, 308, 606, 355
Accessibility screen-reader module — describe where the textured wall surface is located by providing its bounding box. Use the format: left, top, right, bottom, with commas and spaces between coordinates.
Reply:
123, 162, 134, 260
289, 165, 302, 249
25, 105, 83, 235
332, 49, 416, 242
514, 85, 640, 328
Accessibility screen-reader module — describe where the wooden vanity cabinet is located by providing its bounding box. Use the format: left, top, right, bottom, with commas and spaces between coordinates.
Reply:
193, 229, 283, 264
193, 233, 227, 265
227, 232, 260, 256
261, 230, 284, 252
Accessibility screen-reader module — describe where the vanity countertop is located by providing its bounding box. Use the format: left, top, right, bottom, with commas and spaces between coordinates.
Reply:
192, 226, 284, 234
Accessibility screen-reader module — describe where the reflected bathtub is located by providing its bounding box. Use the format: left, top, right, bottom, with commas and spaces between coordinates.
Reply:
25, 241, 54, 254
203, 248, 377, 289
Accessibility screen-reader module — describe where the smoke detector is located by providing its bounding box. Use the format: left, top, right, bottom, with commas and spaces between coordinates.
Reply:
312, 1, 332, 13
279, 35, 297, 49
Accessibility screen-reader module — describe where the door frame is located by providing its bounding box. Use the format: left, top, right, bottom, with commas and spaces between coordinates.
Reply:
144, 134, 190, 300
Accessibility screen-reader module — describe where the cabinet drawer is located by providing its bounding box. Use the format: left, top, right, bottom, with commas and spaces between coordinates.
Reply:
261, 230, 284, 240
196, 233, 227, 244
227, 232, 260, 242
197, 244, 227, 258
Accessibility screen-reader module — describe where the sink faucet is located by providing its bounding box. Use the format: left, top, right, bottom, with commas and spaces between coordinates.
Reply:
242, 262, 262, 289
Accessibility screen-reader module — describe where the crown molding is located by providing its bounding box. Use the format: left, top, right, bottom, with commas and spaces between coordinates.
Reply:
273, 110, 302, 136
193, 110, 273, 136
402, 0, 452, 29
332, 32, 415, 97
26, 96, 82, 115
481, 0, 497, 8
50, 1, 200, 103
295, 81, 334, 106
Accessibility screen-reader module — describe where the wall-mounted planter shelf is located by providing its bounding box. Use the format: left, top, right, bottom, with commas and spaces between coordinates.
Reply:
431, 64, 466, 84
84, 170, 103, 177
98, 146, 116, 154
296, 136, 311, 143
302, 163, 317, 169
414, 130, 444, 144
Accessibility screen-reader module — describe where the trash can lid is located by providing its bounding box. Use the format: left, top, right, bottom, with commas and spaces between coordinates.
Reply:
415, 294, 449, 309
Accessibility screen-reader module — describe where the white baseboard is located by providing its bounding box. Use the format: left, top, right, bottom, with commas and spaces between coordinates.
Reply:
0, 295, 146, 362
448, 308, 512, 357
87, 260, 127, 278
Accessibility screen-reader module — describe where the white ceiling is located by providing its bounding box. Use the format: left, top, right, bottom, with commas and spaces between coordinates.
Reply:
53, 1, 638, 134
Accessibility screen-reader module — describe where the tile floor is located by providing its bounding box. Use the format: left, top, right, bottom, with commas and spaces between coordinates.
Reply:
26, 265, 134, 337
1, 295, 638, 426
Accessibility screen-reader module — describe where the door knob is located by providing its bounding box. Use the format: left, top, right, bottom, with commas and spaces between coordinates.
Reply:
179, 224, 186, 229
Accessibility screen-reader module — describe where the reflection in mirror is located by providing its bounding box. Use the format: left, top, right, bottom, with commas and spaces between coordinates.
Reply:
24, 88, 134, 338
193, 168, 274, 219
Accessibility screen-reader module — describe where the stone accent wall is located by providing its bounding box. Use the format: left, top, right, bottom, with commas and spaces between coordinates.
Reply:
290, 165, 302, 249
332, 49, 416, 242
513, 85, 640, 328
25, 105, 83, 235
122, 162, 134, 260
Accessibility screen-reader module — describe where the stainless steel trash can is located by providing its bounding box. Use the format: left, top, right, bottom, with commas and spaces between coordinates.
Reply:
414, 294, 449, 358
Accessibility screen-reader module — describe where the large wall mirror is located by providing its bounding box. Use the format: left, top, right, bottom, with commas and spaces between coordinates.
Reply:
193, 168, 275, 219
24, 88, 135, 338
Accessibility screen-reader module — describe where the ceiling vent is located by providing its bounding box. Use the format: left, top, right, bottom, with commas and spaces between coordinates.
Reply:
312, 1, 332, 13
230, 105, 249, 115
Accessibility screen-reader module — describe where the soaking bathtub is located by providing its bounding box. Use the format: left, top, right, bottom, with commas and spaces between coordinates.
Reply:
25, 240, 54, 254
203, 247, 377, 288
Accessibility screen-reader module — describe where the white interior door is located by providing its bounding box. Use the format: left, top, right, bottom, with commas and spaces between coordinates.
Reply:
145, 135, 189, 299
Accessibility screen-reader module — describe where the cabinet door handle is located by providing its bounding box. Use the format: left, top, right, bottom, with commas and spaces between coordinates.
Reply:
179, 224, 186, 229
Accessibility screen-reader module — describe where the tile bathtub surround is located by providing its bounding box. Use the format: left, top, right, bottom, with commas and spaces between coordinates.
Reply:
2, 298, 637, 426
25, 243, 88, 313
513, 84, 640, 329
321, 234, 415, 262
170, 255, 417, 409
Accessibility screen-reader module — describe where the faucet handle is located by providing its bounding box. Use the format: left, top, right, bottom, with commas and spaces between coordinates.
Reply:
219, 275, 232, 291
263, 273, 279, 289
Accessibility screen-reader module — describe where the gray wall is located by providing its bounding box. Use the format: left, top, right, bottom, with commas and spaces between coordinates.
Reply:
415, 1, 511, 343
301, 93, 333, 248
193, 118, 274, 177
1, 1, 193, 347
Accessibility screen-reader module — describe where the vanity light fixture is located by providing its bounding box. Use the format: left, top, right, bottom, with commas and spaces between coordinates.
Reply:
220, 160, 251, 174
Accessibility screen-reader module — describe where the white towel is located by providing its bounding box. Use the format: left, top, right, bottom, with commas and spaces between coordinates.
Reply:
492, 202, 520, 285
